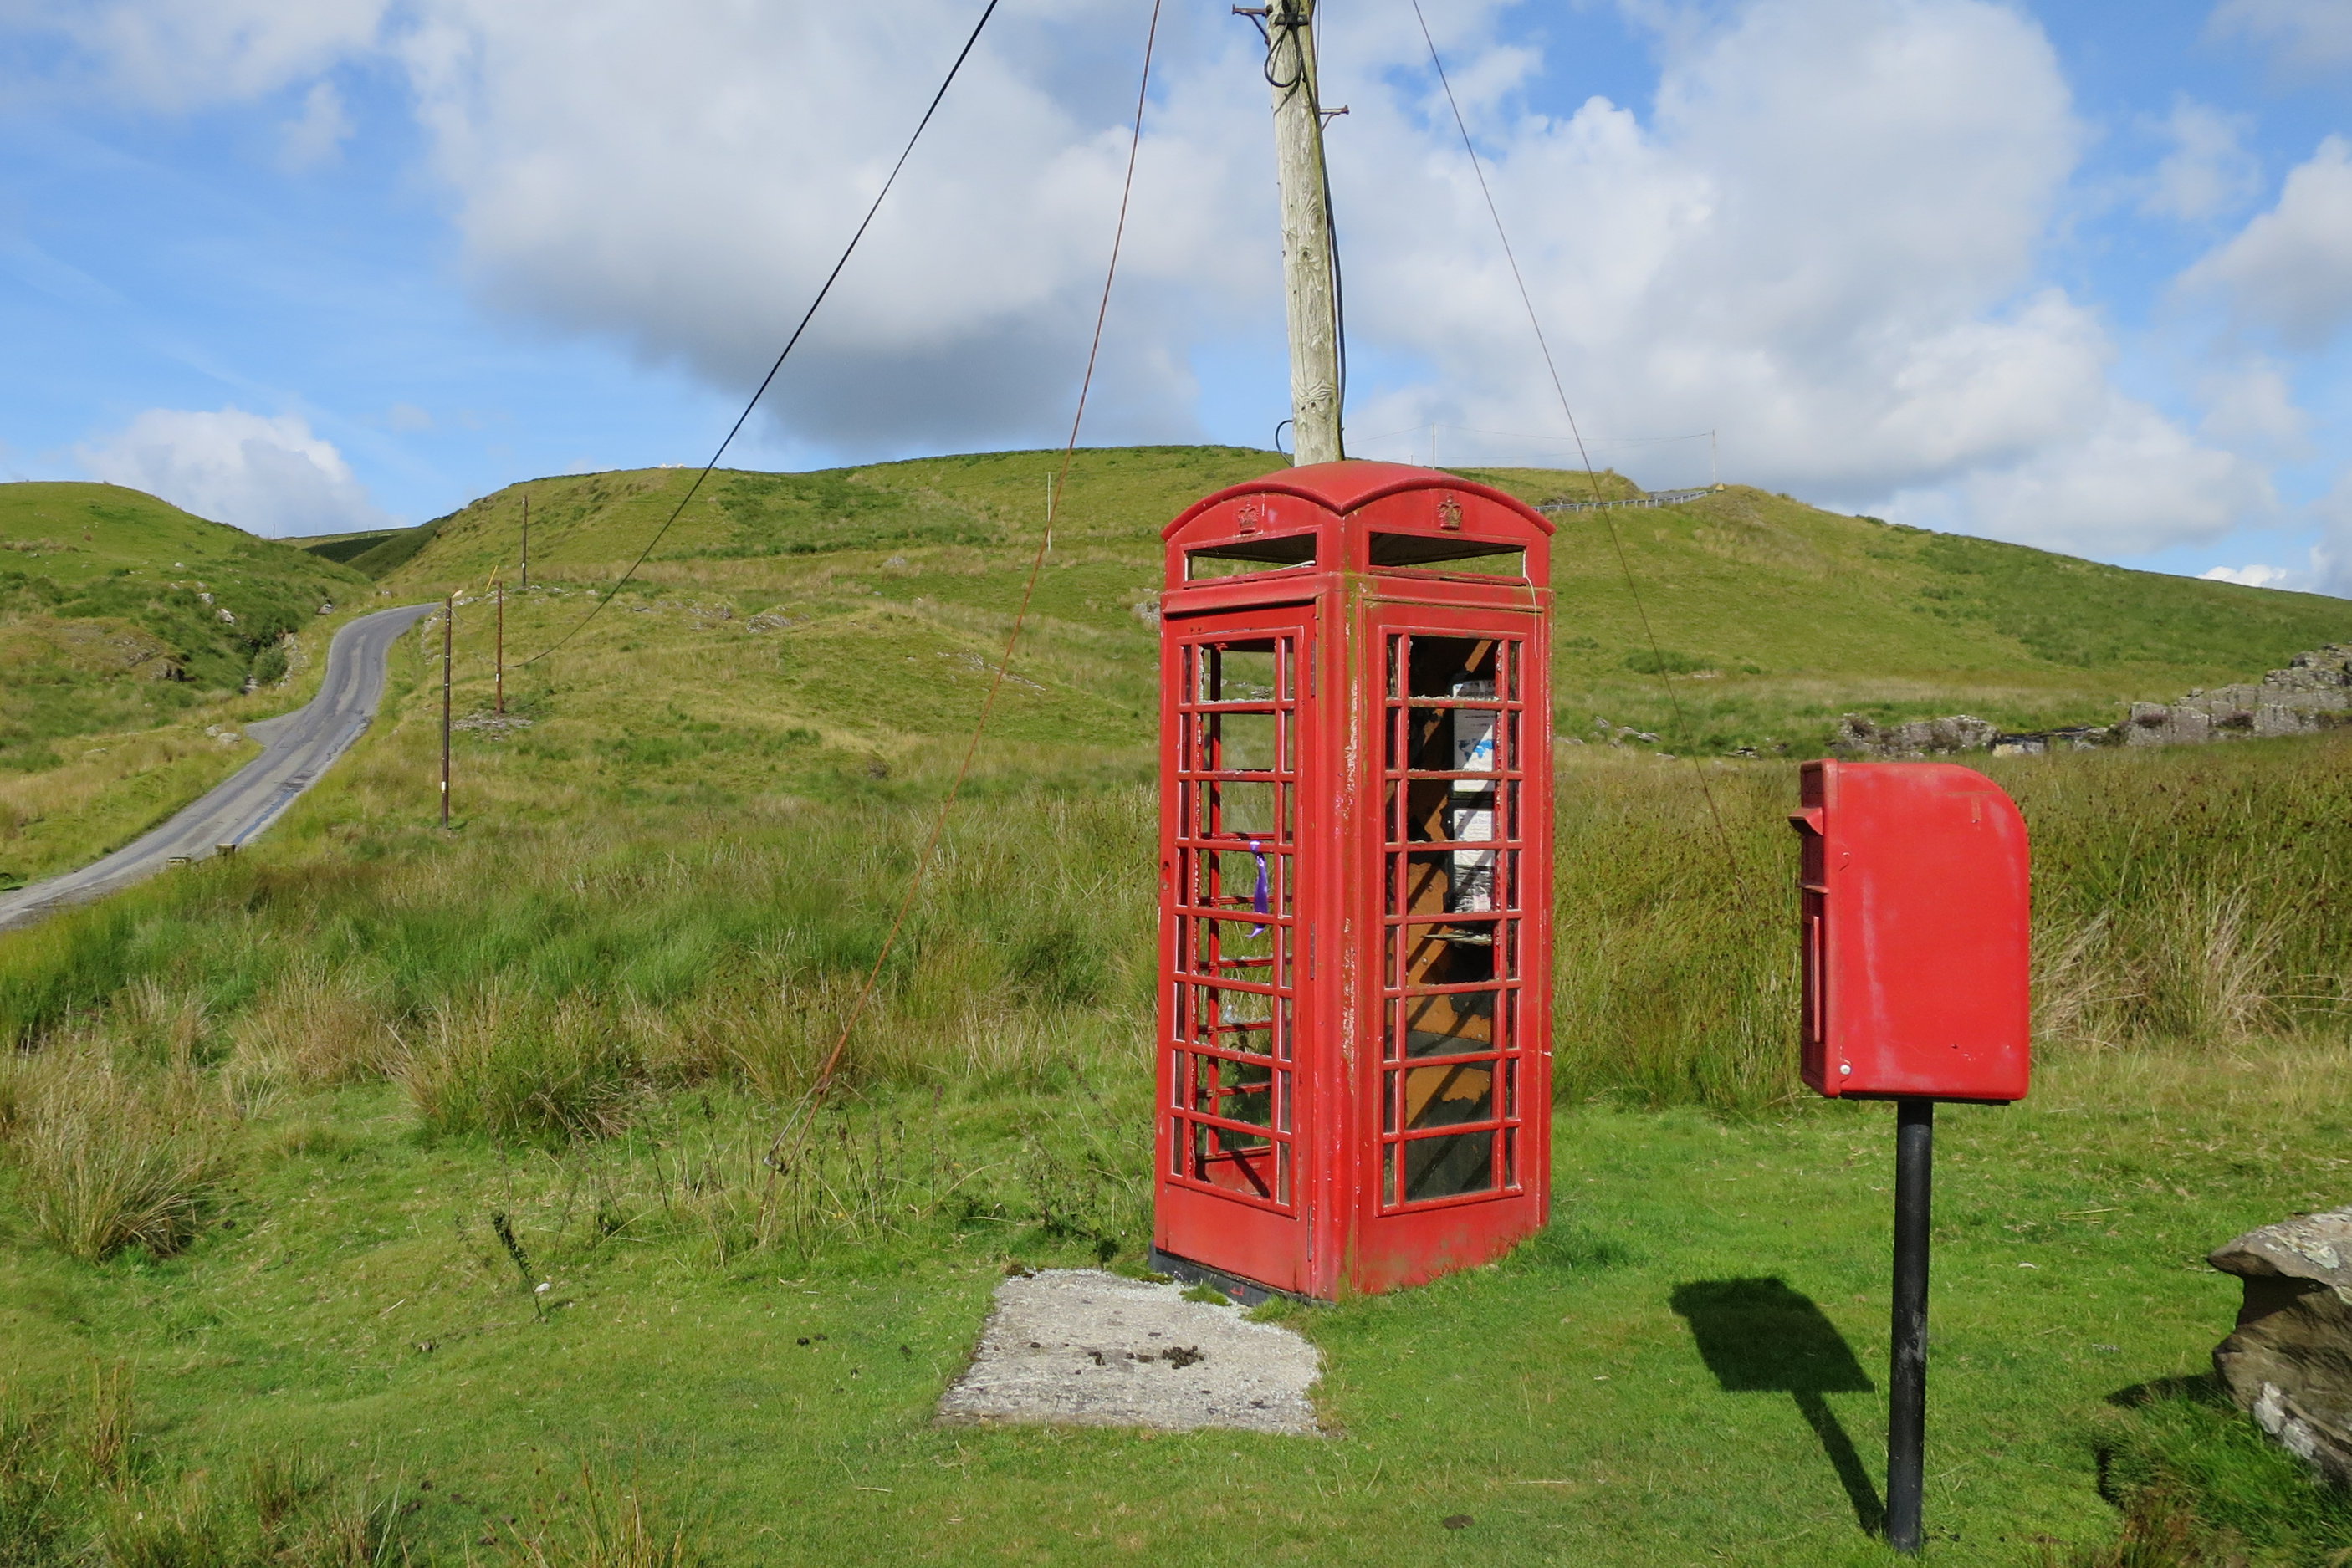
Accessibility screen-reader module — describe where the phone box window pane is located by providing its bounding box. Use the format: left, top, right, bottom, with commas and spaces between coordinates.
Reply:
1199, 780, 1278, 840
1197, 642, 1279, 702
1407, 636, 1498, 698
1401, 988, 1497, 1057
1404, 1061, 1494, 1129
1404, 1131, 1496, 1202
1203, 711, 1277, 774
1454, 706, 1497, 776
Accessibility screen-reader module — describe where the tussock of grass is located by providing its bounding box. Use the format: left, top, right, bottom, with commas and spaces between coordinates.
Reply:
4, 736, 2350, 1139
0, 1370, 413, 1568
1, 1061, 228, 1260
499, 1465, 699, 1568
227, 960, 400, 1092
399, 991, 647, 1146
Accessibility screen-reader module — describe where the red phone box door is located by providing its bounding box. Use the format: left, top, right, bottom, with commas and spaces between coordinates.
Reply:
1790, 759, 2031, 1102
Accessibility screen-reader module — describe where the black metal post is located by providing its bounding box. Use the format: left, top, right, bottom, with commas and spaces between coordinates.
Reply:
1888, 1096, 1934, 1553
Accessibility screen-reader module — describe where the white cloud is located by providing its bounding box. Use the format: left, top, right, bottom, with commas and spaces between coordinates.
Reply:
2315, 467, 2352, 595
11, 0, 2278, 559
379, 1, 1274, 454
279, 79, 352, 171
2210, 0, 2352, 71
2197, 358, 2310, 454
1885, 395, 2273, 554
43, 0, 389, 108
386, 401, 433, 432
77, 408, 391, 538
1326, 0, 2259, 551
2140, 98, 2260, 222
2200, 563, 2291, 588
2181, 136, 2352, 347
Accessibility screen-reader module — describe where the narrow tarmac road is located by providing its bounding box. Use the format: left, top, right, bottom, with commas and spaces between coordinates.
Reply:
0, 600, 437, 933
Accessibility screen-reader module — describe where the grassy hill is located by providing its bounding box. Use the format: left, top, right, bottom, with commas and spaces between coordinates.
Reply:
0, 483, 371, 759
291, 526, 407, 566
0, 483, 375, 884
373, 447, 2352, 755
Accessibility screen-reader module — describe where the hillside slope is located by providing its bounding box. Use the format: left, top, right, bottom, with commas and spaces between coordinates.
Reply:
379, 447, 2352, 754
0, 483, 372, 763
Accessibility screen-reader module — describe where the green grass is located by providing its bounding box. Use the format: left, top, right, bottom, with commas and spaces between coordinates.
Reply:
0, 631, 2347, 1561
2, 451, 2349, 1563
0, 1056, 2344, 1565
374, 448, 2352, 756
0, 482, 371, 738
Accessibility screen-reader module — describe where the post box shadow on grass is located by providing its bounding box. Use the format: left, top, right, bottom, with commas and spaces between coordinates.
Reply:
1669, 1278, 1883, 1536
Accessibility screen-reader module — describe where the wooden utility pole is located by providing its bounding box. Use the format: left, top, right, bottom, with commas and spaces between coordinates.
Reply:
1260, 0, 1343, 466
519, 493, 529, 589
440, 595, 453, 829
494, 580, 505, 716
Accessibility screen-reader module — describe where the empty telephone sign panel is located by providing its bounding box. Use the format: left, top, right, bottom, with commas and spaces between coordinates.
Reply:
1788, 760, 2031, 1102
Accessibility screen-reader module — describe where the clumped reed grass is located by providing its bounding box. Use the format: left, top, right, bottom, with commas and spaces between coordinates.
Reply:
226, 961, 399, 1094
3, 1061, 228, 1260
1549, 758, 1794, 1109
528, 1101, 967, 1269
398, 991, 647, 1146
1547, 736, 2352, 1106
499, 1465, 698, 1568
0, 733, 2344, 1137
0, 1371, 412, 1568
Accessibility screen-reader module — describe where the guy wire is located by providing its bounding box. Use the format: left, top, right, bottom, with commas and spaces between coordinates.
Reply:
1408, 0, 1745, 886
522, 0, 1005, 667
768, 0, 1168, 1167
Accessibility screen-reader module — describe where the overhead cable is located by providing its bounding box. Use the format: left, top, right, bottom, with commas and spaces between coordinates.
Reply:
1408, 0, 1743, 875
523, 0, 1005, 666
770, 0, 1169, 1159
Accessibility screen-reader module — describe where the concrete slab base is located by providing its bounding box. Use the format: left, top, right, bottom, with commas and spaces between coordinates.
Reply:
938, 1269, 1322, 1435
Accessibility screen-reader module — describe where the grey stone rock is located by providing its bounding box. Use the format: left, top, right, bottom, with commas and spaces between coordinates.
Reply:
2209, 1206, 2352, 1483
1838, 645, 2352, 760
1830, 713, 1997, 758
2129, 645, 2352, 748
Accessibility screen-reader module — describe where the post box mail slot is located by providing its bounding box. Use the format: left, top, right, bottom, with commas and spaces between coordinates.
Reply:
1788, 759, 2031, 1102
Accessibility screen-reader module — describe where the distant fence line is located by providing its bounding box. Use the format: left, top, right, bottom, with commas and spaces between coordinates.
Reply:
1538, 487, 1719, 514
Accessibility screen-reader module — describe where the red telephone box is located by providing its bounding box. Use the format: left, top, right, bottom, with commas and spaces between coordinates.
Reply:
1151, 460, 1553, 1300
1788, 759, 2032, 1102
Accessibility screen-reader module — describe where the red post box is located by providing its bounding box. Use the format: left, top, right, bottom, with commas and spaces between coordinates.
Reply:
1789, 759, 2032, 1102
1788, 758, 2030, 1554
1151, 461, 1553, 1300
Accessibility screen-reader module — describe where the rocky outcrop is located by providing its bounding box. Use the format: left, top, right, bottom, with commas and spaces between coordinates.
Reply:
2123, 645, 2352, 748
1829, 644, 2352, 760
1829, 713, 1997, 758
2209, 1206, 2352, 1484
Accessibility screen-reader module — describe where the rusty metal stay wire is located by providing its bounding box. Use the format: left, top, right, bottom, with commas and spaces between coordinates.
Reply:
1407, 0, 1747, 889
763, 0, 1168, 1178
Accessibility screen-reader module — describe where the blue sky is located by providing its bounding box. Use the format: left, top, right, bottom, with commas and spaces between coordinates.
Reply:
0, 0, 2347, 593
